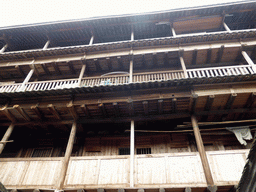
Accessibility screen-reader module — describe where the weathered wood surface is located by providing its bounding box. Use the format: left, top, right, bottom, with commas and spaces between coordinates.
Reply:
0, 150, 249, 188
64, 156, 130, 187
0, 158, 61, 187
207, 149, 249, 185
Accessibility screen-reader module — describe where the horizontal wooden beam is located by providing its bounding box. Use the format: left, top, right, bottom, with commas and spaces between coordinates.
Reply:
1, 39, 256, 68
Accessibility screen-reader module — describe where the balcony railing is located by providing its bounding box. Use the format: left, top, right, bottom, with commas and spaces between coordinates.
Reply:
0, 150, 249, 189
0, 65, 254, 93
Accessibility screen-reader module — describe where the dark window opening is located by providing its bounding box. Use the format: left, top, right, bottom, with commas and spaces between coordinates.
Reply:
136, 148, 151, 154
119, 147, 130, 155
31, 148, 53, 157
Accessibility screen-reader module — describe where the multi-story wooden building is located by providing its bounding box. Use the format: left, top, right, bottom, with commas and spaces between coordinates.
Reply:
0, 1, 256, 192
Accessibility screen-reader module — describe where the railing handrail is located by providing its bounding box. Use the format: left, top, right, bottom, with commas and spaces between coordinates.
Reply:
187, 64, 251, 72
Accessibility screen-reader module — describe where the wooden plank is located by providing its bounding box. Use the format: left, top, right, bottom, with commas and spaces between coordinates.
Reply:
0, 124, 14, 154
52, 62, 62, 75
225, 93, 237, 109
31, 105, 44, 120
191, 115, 214, 186
67, 103, 79, 120
47, 104, 61, 120
13, 105, 31, 121
56, 122, 77, 189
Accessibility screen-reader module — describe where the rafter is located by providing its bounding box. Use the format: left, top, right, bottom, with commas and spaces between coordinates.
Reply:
13, 105, 31, 121
47, 104, 61, 120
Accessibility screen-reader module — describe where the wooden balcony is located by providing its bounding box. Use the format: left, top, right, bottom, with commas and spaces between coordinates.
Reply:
0, 65, 254, 94
0, 149, 249, 190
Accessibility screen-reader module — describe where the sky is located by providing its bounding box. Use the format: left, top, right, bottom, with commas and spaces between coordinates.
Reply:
0, 0, 246, 28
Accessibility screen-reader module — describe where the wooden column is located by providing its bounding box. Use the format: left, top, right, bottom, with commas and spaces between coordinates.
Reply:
241, 50, 256, 73
0, 124, 14, 154
89, 35, 94, 45
0, 44, 8, 53
43, 40, 50, 50
223, 22, 231, 32
179, 55, 188, 78
130, 120, 135, 187
191, 115, 214, 186
131, 26, 134, 41
19, 69, 34, 91
78, 64, 86, 86
129, 50, 133, 83
56, 121, 77, 189
171, 27, 176, 37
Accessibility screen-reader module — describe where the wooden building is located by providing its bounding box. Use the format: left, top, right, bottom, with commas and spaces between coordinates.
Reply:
0, 1, 256, 192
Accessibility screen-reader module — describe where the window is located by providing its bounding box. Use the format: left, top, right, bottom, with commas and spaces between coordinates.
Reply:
119, 147, 130, 155
31, 148, 53, 157
136, 148, 151, 154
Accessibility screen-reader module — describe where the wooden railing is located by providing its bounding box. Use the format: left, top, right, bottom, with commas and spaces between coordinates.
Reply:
187, 65, 254, 78
0, 150, 249, 189
0, 65, 254, 93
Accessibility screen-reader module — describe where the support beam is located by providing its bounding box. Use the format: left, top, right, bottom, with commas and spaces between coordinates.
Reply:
152, 53, 157, 68
244, 92, 256, 108
56, 121, 77, 189
48, 104, 61, 120
13, 105, 31, 121
43, 40, 50, 50
0, 124, 15, 154
179, 54, 188, 78
216, 45, 224, 63
191, 94, 198, 114
192, 49, 198, 65
41, 64, 50, 75
117, 56, 124, 70
191, 115, 214, 186
204, 95, 215, 111
206, 48, 212, 64
31, 105, 44, 120
106, 57, 112, 71
98, 103, 107, 117
78, 63, 86, 86
94, 59, 102, 72
225, 93, 237, 109
130, 120, 135, 188
1, 106, 17, 122
67, 103, 79, 120
81, 104, 91, 118
131, 27, 134, 41
242, 50, 256, 72
223, 22, 231, 32
52, 62, 62, 75
19, 69, 34, 91
0, 44, 8, 54
127, 99, 135, 116
15, 65, 25, 78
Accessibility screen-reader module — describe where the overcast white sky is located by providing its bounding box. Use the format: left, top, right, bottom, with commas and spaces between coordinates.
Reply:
0, 0, 245, 28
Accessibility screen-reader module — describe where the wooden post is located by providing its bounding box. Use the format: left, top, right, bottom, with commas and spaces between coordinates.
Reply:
130, 120, 135, 187
0, 44, 8, 54
0, 124, 14, 154
19, 69, 34, 91
241, 50, 256, 73
223, 22, 231, 32
171, 27, 176, 37
179, 55, 188, 78
56, 121, 77, 189
43, 40, 50, 50
129, 50, 133, 83
78, 64, 86, 86
131, 25, 134, 41
191, 115, 214, 186
89, 35, 94, 45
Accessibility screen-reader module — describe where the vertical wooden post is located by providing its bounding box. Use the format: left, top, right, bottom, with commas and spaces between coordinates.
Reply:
191, 115, 214, 186
179, 55, 188, 78
0, 124, 14, 154
19, 69, 34, 91
0, 44, 8, 53
89, 35, 94, 45
223, 22, 231, 32
130, 120, 135, 187
131, 25, 134, 41
129, 50, 133, 83
241, 50, 256, 73
78, 64, 86, 86
43, 40, 50, 50
56, 121, 77, 189
171, 27, 176, 37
